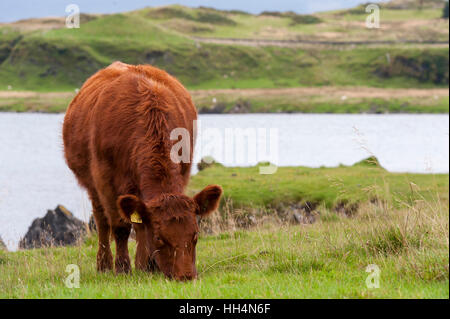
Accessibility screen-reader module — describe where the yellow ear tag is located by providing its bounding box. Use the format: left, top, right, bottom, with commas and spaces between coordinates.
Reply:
130, 211, 142, 224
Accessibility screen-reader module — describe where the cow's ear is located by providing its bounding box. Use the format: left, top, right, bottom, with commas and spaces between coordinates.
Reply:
194, 185, 223, 217
117, 195, 147, 224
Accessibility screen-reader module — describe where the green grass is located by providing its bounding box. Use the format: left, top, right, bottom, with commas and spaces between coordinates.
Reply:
0, 199, 447, 298
135, 4, 448, 42
0, 43, 447, 91
188, 159, 449, 210
329, 8, 444, 22
0, 3, 448, 92
2, 89, 447, 114
0, 94, 74, 112
0, 160, 448, 298
194, 92, 449, 114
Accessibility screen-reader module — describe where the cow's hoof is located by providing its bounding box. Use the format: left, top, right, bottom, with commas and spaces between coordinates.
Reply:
97, 251, 113, 272
97, 261, 113, 272
115, 258, 132, 274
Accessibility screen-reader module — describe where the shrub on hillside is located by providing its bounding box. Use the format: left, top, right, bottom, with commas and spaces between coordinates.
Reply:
147, 6, 236, 26
198, 6, 250, 16
259, 11, 322, 25
289, 15, 322, 25
259, 11, 286, 17
386, 0, 445, 10
196, 11, 237, 25
375, 52, 449, 85
147, 7, 193, 20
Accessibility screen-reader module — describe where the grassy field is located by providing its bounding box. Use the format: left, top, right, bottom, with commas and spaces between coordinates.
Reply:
0, 209, 448, 298
0, 159, 448, 298
0, 1, 448, 114
136, 3, 449, 42
0, 91, 74, 112
0, 2, 448, 92
0, 0, 447, 299
0, 35, 447, 92
189, 158, 449, 210
193, 87, 450, 114
1, 87, 448, 114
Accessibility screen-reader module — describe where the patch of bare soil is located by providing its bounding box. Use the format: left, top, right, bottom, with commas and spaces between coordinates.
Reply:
0, 91, 75, 99
1, 87, 447, 104
190, 87, 450, 99
193, 36, 449, 48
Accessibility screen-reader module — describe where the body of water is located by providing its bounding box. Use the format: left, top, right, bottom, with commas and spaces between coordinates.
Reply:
0, 113, 448, 250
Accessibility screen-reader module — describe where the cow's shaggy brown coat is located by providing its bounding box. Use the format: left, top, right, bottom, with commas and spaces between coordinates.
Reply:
63, 62, 222, 280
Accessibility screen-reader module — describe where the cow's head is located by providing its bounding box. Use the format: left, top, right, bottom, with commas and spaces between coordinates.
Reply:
117, 185, 222, 280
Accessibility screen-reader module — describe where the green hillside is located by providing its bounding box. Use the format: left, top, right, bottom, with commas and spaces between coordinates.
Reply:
0, 1, 448, 92
136, 2, 449, 42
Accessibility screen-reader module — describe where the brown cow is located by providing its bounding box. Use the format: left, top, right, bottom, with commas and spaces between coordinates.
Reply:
63, 61, 222, 280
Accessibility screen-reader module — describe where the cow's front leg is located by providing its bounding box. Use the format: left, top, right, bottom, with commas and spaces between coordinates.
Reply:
135, 244, 157, 272
113, 224, 132, 274
91, 198, 113, 272
134, 225, 157, 272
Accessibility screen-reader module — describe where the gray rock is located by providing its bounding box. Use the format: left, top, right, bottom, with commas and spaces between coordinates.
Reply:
197, 156, 216, 171
0, 235, 6, 251
229, 100, 252, 114
88, 214, 97, 233
199, 102, 226, 114
19, 205, 87, 249
292, 210, 316, 224
88, 213, 136, 240
292, 212, 305, 223
235, 213, 257, 228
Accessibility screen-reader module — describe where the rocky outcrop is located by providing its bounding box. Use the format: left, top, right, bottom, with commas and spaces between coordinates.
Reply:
199, 102, 226, 114
88, 214, 136, 240
19, 205, 87, 249
0, 235, 6, 251
197, 156, 216, 171
229, 100, 252, 113
88, 214, 97, 233
288, 202, 318, 224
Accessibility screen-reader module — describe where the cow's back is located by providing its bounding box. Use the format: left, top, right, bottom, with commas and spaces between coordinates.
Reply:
63, 62, 197, 194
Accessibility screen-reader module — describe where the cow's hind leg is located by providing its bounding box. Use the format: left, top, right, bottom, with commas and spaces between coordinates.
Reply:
90, 191, 113, 272
112, 223, 131, 274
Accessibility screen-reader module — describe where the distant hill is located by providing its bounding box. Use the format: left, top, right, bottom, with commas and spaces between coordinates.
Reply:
0, 1, 448, 91
383, 0, 446, 9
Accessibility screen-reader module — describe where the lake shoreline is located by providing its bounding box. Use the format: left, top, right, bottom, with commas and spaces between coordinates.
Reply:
0, 87, 448, 114
2, 157, 448, 251
0, 112, 448, 251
